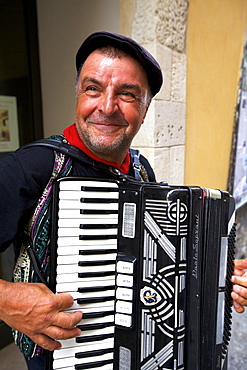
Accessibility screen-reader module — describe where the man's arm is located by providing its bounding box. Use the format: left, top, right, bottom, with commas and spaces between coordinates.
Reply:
0, 279, 82, 351
231, 258, 247, 313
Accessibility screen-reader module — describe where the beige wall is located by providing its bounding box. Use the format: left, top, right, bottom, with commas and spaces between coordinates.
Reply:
185, 0, 247, 190
36, 0, 119, 137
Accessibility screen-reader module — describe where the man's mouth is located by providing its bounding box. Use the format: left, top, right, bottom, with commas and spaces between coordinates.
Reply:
87, 120, 127, 127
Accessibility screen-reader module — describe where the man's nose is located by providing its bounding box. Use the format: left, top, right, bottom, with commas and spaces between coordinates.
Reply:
98, 92, 119, 116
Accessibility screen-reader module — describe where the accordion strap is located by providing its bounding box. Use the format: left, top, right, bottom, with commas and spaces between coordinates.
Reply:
22, 137, 142, 181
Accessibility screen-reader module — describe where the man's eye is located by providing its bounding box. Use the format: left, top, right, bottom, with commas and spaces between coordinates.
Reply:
121, 91, 136, 102
85, 86, 100, 96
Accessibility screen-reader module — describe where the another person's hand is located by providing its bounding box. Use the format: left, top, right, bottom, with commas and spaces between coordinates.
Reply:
231, 258, 247, 313
0, 280, 82, 351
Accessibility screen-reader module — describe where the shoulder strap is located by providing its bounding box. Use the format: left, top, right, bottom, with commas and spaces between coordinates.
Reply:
22, 138, 143, 181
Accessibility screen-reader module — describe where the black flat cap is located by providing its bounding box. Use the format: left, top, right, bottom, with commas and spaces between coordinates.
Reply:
76, 31, 163, 97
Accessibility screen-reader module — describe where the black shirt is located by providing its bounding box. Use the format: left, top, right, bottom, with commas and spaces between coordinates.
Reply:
0, 145, 155, 252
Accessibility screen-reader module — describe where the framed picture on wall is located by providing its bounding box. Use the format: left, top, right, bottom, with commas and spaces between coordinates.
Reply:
0, 95, 19, 152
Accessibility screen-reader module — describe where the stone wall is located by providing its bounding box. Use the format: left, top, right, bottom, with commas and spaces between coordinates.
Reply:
120, 0, 188, 184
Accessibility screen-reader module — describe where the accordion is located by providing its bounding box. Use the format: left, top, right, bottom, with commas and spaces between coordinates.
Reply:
46, 177, 236, 370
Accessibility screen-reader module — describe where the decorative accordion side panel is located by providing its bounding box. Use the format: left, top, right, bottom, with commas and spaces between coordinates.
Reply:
114, 183, 236, 370
114, 184, 195, 370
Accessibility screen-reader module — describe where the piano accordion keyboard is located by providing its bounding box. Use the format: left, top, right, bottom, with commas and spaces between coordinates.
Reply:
52, 180, 119, 370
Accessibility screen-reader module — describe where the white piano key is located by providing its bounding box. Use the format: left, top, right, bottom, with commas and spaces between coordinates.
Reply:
53, 365, 113, 370
57, 253, 117, 265
57, 227, 118, 237
59, 180, 118, 191
57, 237, 117, 247
53, 351, 113, 369
57, 283, 115, 296
58, 278, 115, 294
68, 300, 115, 311
54, 337, 114, 359
58, 209, 118, 219
59, 199, 118, 210
77, 315, 114, 327
57, 244, 117, 256
57, 261, 114, 276
59, 190, 119, 200
56, 266, 116, 283
59, 326, 115, 349
58, 217, 118, 227
65, 304, 115, 314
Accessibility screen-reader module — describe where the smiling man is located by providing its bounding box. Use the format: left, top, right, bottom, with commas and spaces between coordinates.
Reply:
75, 48, 151, 164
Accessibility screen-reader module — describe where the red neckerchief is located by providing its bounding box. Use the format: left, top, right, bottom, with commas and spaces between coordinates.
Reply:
63, 123, 130, 174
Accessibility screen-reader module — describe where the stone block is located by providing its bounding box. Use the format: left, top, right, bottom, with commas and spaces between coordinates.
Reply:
171, 51, 187, 103
132, 100, 156, 147
154, 100, 186, 147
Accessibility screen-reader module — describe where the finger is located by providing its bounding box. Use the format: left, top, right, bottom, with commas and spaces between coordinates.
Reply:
50, 310, 83, 329
231, 276, 247, 289
30, 333, 62, 351
234, 258, 247, 270
233, 268, 245, 276
54, 293, 75, 311
232, 285, 247, 306
232, 297, 245, 313
44, 325, 81, 342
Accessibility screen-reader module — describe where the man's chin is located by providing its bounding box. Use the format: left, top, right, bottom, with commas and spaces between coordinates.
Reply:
89, 140, 131, 162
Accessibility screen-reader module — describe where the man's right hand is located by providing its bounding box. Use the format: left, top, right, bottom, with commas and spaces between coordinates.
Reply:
0, 279, 82, 351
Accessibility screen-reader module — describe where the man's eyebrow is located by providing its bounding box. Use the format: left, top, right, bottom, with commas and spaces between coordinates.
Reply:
120, 83, 142, 94
81, 77, 101, 85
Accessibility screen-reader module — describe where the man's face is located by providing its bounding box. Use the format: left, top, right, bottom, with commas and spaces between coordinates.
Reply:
75, 50, 150, 163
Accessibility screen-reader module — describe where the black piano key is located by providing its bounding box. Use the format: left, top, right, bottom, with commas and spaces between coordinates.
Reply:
80, 186, 118, 192
77, 296, 114, 304
79, 234, 117, 240
82, 310, 114, 319
78, 260, 115, 267
80, 198, 118, 203
77, 322, 113, 331
80, 224, 117, 229
75, 347, 113, 359
76, 333, 114, 343
80, 209, 118, 215
77, 285, 115, 293
79, 249, 117, 255
78, 271, 115, 278
75, 359, 113, 370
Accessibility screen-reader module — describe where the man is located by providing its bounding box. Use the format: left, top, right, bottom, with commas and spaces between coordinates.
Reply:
0, 31, 161, 369
0, 31, 246, 370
